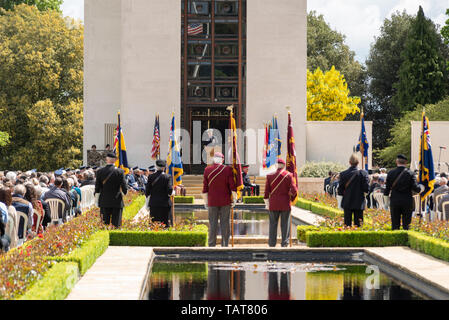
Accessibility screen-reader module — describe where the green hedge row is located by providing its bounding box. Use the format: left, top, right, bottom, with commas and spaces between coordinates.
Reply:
242, 196, 265, 204
297, 225, 321, 243
296, 198, 313, 211
122, 195, 146, 220
18, 262, 79, 300
109, 228, 208, 247
408, 231, 449, 262
306, 231, 409, 247
174, 196, 195, 204
53, 231, 110, 275
295, 198, 343, 219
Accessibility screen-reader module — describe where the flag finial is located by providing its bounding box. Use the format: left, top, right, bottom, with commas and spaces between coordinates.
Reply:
227, 105, 234, 112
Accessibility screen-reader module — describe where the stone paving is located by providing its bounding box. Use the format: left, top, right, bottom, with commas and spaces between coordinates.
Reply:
66, 246, 153, 300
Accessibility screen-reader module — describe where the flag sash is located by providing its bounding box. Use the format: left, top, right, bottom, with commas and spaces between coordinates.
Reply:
208, 165, 226, 187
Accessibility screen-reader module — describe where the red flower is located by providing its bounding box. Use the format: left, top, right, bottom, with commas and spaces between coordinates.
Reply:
56, 242, 63, 248
38, 234, 43, 238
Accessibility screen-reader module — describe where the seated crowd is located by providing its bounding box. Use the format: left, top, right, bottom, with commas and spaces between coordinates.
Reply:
0, 167, 97, 252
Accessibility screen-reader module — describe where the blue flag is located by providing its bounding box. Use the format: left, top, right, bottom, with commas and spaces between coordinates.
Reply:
265, 117, 281, 169
356, 112, 369, 170
166, 113, 183, 187
418, 111, 435, 200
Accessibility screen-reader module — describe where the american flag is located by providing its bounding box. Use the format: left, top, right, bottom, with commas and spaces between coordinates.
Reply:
151, 114, 160, 160
188, 23, 203, 36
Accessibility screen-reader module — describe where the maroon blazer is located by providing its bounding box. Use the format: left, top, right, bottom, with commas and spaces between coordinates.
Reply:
203, 164, 237, 207
264, 169, 298, 212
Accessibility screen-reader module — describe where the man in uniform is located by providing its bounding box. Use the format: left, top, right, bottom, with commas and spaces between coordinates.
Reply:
242, 164, 260, 197
202, 152, 237, 247
145, 160, 173, 227
384, 154, 423, 230
95, 153, 128, 228
337, 154, 370, 227
264, 158, 298, 247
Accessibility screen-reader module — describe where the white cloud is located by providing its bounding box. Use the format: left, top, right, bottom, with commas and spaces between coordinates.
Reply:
61, 0, 84, 21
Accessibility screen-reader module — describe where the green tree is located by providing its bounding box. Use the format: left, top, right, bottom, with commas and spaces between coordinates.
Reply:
0, 4, 83, 171
307, 11, 367, 113
393, 6, 448, 113
0, 0, 62, 11
365, 11, 413, 151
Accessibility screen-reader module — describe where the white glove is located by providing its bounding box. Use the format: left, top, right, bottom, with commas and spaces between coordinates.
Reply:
94, 193, 100, 207
201, 193, 209, 210
231, 191, 238, 208
171, 190, 176, 197
419, 184, 425, 193
264, 199, 270, 210
145, 196, 150, 210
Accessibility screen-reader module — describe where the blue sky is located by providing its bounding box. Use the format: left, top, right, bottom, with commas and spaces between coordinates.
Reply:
61, 0, 449, 63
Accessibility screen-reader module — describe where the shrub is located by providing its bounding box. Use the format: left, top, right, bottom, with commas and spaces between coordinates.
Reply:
243, 196, 265, 204
109, 231, 207, 247
52, 231, 110, 275
310, 202, 343, 219
122, 195, 146, 220
174, 196, 195, 204
296, 198, 313, 211
18, 262, 79, 300
306, 231, 409, 247
297, 225, 320, 243
299, 161, 347, 178
408, 231, 449, 262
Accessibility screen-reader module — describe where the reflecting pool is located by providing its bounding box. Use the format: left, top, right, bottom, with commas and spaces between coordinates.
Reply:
175, 210, 304, 237
147, 261, 425, 300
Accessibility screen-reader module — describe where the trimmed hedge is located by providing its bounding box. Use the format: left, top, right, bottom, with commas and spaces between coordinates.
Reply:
109, 227, 208, 247
306, 231, 409, 248
408, 231, 449, 262
18, 262, 79, 300
242, 196, 265, 204
122, 195, 146, 220
296, 198, 313, 211
174, 196, 195, 204
310, 202, 343, 219
52, 231, 110, 275
297, 225, 321, 243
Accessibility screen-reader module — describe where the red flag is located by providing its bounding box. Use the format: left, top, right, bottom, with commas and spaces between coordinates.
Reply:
151, 114, 160, 160
229, 109, 244, 197
286, 112, 299, 204
263, 123, 268, 169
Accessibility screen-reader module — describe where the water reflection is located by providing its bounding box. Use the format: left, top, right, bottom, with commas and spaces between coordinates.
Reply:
175, 210, 302, 237
147, 262, 425, 300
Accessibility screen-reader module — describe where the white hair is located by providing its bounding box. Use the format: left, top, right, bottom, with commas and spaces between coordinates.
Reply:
213, 157, 223, 165
276, 163, 285, 170
13, 184, 26, 196
5, 171, 17, 181
441, 177, 448, 185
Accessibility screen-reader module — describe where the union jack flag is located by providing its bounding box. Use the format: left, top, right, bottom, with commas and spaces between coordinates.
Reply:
151, 114, 160, 160
188, 23, 203, 36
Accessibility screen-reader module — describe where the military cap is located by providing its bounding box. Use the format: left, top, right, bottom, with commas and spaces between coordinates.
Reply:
242, 164, 250, 168
106, 152, 117, 159
54, 169, 63, 176
397, 154, 408, 161
79, 166, 86, 170
277, 158, 286, 165
148, 165, 156, 172
132, 166, 139, 170
156, 160, 166, 167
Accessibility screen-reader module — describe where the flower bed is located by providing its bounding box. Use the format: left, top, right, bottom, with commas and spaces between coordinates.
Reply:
0, 189, 205, 300
296, 193, 449, 262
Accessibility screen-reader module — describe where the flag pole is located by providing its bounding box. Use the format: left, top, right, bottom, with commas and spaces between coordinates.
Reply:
419, 108, 424, 223
227, 105, 235, 248
286, 106, 293, 248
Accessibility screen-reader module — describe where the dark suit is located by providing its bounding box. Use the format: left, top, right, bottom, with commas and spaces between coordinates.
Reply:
95, 164, 128, 228
337, 166, 370, 227
145, 171, 173, 227
384, 166, 421, 230
324, 177, 331, 192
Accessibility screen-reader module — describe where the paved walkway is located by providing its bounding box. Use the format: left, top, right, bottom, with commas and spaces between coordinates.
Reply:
365, 247, 449, 296
66, 247, 153, 300
291, 206, 325, 226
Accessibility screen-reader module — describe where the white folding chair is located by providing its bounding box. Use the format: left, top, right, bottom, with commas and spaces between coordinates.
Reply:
46, 198, 66, 225
33, 209, 43, 232
16, 211, 28, 245
369, 192, 375, 209
434, 194, 445, 221
442, 201, 449, 221
373, 192, 385, 210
